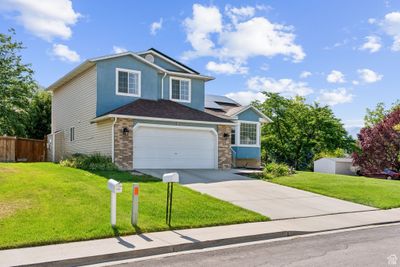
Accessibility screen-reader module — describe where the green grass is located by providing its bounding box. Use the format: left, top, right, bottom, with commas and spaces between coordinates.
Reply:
0, 163, 267, 249
270, 171, 400, 209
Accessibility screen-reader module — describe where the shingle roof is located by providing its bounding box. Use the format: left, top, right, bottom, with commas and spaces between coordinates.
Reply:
101, 99, 233, 123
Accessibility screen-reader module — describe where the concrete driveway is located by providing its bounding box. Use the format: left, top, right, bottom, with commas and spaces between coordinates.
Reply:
138, 169, 375, 220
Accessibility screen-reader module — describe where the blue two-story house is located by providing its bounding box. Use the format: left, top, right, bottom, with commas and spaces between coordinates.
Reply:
48, 48, 271, 170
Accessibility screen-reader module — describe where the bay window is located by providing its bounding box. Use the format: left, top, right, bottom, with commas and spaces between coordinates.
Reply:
239, 122, 258, 146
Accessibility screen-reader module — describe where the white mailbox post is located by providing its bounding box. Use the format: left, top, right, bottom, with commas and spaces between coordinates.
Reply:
163, 172, 179, 226
162, 172, 179, 183
107, 179, 122, 227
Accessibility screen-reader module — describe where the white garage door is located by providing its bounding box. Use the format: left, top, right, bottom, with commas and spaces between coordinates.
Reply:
133, 124, 217, 169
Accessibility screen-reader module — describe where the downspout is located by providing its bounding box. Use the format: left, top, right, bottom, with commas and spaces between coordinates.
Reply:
161, 72, 167, 99
111, 117, 117, 163
51, 92, 55, 162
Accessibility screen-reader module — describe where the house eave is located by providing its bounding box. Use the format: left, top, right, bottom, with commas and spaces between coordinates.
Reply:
229, 105, 273, 123
46, 61, 96, 92
91, 114, 235, 126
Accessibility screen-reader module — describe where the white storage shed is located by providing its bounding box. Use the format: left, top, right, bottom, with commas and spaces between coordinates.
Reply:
314, 158, 354, 175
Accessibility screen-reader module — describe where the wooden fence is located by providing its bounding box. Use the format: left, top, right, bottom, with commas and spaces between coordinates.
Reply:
0, 136, 46, 162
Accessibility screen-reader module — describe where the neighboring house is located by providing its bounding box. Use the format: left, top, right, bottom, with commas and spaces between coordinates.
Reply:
47, 48, 270, 170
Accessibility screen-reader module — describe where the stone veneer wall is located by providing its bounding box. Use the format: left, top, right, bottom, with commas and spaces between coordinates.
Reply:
217, 125, 232, 169
114, 118, 134, 170
235, 158, 261, 169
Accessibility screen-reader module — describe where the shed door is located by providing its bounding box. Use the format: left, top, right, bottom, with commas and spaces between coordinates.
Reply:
133, 124, 217, 169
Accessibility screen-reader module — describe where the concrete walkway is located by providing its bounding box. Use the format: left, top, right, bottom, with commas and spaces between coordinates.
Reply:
2, 208, 400, 267
138, 169, 375, 220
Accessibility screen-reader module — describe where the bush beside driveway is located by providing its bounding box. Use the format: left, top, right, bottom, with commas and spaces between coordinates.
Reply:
271, 171, 400, 209
0, 163, 267, 249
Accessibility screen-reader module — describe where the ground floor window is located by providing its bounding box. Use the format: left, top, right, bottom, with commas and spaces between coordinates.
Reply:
231, 127, 236, 145
239, 123, 257, 145
70, 127, 75, 142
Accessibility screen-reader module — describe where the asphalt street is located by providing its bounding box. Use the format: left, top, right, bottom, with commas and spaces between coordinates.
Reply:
109, 224, 400, 267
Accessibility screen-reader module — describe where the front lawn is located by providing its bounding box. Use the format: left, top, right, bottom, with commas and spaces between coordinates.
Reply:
0, 163, 267, 249
271, 171, 400, 209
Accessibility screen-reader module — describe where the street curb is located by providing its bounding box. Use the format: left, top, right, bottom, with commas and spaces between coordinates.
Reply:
19, 220, 400, 267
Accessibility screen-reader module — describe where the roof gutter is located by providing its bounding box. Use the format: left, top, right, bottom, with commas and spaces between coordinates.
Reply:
91, 114, 235, 126
161, 72, 167, 99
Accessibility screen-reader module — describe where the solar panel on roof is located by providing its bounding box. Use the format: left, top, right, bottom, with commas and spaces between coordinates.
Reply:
205, 100, 223, 109
205, 94, 239, 105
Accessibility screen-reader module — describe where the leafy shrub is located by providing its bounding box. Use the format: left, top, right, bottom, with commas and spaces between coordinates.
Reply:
60, 153, 118, 171
314, 148, 346, 161
261, 162, 295, 180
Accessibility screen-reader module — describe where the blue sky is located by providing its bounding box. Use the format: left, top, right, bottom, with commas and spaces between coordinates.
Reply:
0, 0, 399, 131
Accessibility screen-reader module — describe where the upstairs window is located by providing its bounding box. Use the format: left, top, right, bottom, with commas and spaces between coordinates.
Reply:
116, 68, 141, 97
170, 77, 190, 102
240, 123, 257, 145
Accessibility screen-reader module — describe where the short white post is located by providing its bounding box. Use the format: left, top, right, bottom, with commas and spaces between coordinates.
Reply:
111, 192, 117, 227
107, 179, 122, 227
162, 172, 179, 226
131, 183, 139, 226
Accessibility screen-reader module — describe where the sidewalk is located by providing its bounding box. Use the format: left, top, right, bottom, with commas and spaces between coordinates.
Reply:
2, 208, 400, 267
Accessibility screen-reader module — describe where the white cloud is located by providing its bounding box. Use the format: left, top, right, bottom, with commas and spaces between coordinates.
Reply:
352, 80, 360, 85
317, 88, 353, 106
150, 18, 163, 35
378, 12, 400, 51
219, 17, 305, 63
324, 39, 349, 50
206, 61, 248, 74
112, 46, 127, 54
357, 68, 383, 83
226, 75, 314, 105
225, 91, 266, 105
300, 71, 312, 79
344, 119, 364, 128
52, 44, 80, 62
326, 70, 345, 83
247, 76, 313, 97
0, 0, 80, 41
182, 4, 305, 65
182, 4, 222, 58
225, 5, 255, 24
359, 35, 381, 53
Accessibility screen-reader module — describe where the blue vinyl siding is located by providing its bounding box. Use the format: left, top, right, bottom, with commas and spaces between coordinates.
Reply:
148, 53, 182, 72
162, 77, 205, 111
232, 146, 260, 160
233, 108, 263, 160
238, 108, 261, 122
96, 55, 205, 116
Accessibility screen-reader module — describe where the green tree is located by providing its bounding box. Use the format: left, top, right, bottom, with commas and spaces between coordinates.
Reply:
364, 101, 400, 128
0, 29, 37, 137
26, 90, 51, 139
255, 93, 353, 170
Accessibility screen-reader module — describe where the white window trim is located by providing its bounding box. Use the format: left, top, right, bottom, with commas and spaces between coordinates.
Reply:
231, 121, 260, 148
115, 68, 141, 97
169, 76, 191, 103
